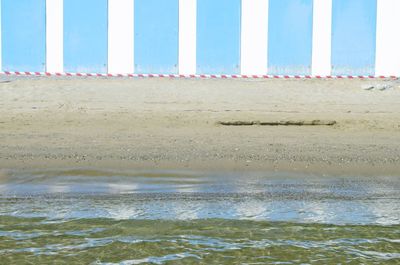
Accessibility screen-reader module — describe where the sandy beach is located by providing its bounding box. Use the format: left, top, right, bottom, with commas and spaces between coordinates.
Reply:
0, 77, 399, 176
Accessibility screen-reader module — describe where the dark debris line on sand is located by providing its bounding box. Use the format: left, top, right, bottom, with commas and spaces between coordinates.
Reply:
217, 120, 337, 126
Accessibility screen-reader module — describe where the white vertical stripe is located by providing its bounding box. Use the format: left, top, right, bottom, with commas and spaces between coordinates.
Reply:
376, 0, 400, 76
179, 0, 196, 75
108, 0, 134, 74
0, 0, 2, 71
311, 0, 332, 76
46, 0, 63, 73
241, 0, 268, 75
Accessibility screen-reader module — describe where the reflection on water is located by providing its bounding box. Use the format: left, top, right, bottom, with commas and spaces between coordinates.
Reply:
1, 170, 399, 225
0, 170, 399, 264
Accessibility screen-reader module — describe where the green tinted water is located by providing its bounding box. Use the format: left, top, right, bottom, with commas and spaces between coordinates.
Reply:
1, 217, 399, 264
0, 170, 399, 264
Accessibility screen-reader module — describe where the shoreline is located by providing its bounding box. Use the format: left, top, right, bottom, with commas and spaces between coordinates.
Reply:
0, 78, 399, 176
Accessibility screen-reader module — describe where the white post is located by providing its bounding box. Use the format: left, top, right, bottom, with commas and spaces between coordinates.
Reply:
376, 0, 400, 76
241, 0, 269, 75
179, 0, 197, 75
0, 0, 2, 71
46, 0, 64, 73
312, 0, 332, 76
108, 0, 134, 74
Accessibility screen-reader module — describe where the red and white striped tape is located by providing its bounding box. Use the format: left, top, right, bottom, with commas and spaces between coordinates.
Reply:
0, 71, 398, 79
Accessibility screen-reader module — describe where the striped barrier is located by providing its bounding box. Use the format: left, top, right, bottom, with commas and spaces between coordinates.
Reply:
0, 0, 399, 77
1, 71, 398, 79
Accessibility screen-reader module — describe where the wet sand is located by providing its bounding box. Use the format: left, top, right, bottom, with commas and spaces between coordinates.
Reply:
0, 77, 399, 176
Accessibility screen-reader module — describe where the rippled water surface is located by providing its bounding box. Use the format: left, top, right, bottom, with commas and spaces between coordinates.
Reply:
0, 170, 399, 264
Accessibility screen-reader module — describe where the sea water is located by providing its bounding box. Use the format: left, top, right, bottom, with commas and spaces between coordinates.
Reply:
0, 170, 399, 264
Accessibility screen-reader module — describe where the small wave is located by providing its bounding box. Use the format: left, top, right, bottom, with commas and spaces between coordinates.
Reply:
1, 217, 400, 264
93, 253, 202, 265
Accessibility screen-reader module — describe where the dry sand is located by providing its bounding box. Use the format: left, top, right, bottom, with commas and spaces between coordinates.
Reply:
0, 77, 399, 176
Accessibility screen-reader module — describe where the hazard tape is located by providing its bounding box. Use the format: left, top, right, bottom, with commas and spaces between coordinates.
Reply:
0, 71, 398, 79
